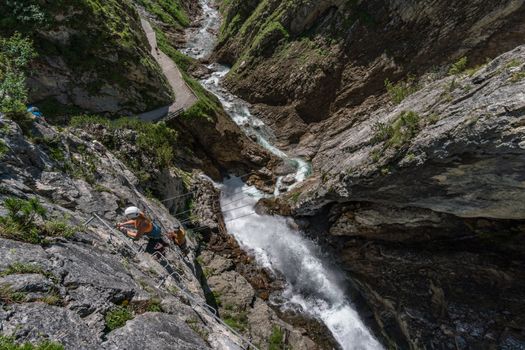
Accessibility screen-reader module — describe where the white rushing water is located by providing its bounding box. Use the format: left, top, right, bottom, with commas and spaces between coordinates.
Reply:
183, 1, 382, 349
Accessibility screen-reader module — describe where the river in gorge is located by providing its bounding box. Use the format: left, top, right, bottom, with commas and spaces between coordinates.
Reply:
182, 2, 382, 349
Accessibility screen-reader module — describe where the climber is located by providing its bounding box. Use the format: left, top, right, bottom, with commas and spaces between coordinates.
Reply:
117, 206, 167, 254
167, 223, 188, 255
27, 106, 46, 123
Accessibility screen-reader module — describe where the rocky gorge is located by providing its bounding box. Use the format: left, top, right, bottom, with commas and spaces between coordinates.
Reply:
213, 0, 525, 349
1, 0, 525, 349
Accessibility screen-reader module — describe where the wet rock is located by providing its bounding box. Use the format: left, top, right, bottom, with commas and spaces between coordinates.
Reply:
278, 183, 288, 193
281, 174, 296, 186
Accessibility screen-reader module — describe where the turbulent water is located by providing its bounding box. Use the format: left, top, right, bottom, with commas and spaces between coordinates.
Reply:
183, 1, 382, 349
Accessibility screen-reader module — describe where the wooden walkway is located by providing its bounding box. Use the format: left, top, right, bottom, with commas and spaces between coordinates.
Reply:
137, 19, 198, 122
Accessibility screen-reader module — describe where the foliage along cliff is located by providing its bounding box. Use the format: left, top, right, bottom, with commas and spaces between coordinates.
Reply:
215, 0, 525, 148
0, 0, 174, 117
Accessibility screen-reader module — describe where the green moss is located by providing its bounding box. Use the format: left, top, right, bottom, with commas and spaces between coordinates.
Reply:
212, 291, 222, 307
146, 299, 163, 312
0, 335, 64, 350
105, 306, 134, 331
35, 136, 65, 162
154, 28, 195, 72
1, 263, 45, 277
290, 191, 301, 204
0, 139, 8, 158
510, 71, 525, 83
222, 311, 249, 332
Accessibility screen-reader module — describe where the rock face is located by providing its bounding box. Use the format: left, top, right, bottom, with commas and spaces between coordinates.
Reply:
215, 0, 525, 150
312, 46, 525, 220
0, 117, 252, 349
103, 313, 210, 350
266, 45, 525, 348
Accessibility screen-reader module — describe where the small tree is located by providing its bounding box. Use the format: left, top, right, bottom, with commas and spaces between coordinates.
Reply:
0, 197, 46, 243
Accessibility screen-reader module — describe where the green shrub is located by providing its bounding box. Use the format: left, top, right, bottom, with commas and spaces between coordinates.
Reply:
0, 197, 77, 244
372, 111, 420, 149
42, 218, 78, 239
69, 115, 178, 167
105, 306, 133, 331
268, 326, 287, 350
146, 299, 163, 312
0, 197, 45, 244
448, 57, 468, 75
384, 76, 419, 104
0, 335, 63, 350
0, 2, 46, 32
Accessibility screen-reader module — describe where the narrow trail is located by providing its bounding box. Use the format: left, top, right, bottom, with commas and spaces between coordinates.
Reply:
138, 19, 197, 122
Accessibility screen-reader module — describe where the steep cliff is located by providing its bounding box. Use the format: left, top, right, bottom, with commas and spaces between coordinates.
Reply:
1, 0, 173, 117
215, 0, 525, 348
0, 116, 239, 349
0, 114, 320, 349
262, 43, 525, 349
215, 0, 525, 150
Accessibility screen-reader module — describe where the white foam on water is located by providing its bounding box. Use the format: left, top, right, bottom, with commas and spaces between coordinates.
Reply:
219, 178, 382, 350
183, 2, 383, 348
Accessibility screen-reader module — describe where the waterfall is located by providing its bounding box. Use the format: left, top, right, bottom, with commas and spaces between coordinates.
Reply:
182, 1, 383, 348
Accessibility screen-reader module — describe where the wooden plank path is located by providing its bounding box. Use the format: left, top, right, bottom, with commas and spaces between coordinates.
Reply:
137, 19, 198, 122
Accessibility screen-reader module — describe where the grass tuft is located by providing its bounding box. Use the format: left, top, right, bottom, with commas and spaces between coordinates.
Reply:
384, 76, 419, 105
0, 335, 63, 350
269, 325, 287, 350
105, 306, 134, 331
